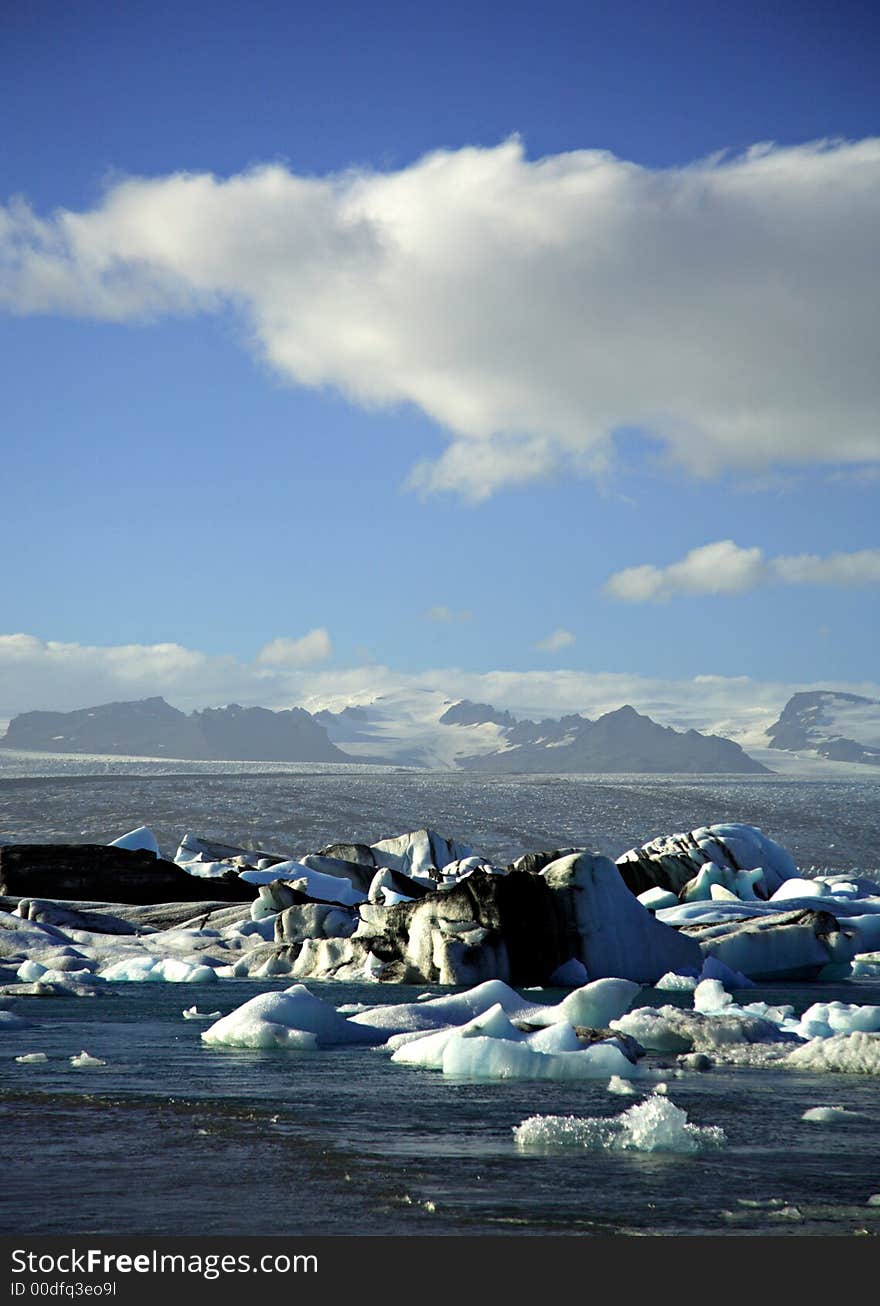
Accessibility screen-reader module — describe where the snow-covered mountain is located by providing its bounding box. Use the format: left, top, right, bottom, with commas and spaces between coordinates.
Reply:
766, 691, 880, 766
313, 691, 768, 773
314, 689, 509, 768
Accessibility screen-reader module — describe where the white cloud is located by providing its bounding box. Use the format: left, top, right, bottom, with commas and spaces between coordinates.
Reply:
256, 629, 332, 667
606, 542, 880, 601
1, 631, 878, 748
772, 550, 880, 586
606, 541, 767, 601
424, 605, 473, 623
535, 628, 576, 652
2, 137, 879, 499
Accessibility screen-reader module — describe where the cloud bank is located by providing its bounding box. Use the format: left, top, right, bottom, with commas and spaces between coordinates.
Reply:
2, 631, 878, 748
606, 542, 880, 601
2, 137, 879, 499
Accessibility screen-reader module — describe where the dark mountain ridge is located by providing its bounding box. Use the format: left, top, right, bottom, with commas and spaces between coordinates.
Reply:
450, 702, 769, 773
0, 696, 348, 763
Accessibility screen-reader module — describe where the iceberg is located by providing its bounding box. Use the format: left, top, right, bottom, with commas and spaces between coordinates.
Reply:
514, 1094, 725, 1153
108, 826, 160, 856
201, 984, 386, 1049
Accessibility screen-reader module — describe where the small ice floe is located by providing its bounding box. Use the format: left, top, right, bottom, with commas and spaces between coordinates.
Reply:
182, 1006, 222, 1021
15, 1052, 48, 1064
795, 1000, 880, 1039
514, 1095, 725, 1155
70, 1050, 106, 1068
867, 1194, 880, 1206
392, 1002, 644, 1083
801, 1105, 863, 1123
607, 1075, 638, 1096
201, 985, 385, 1050
787, 1032, 880, 1075
655, 972, 699, 992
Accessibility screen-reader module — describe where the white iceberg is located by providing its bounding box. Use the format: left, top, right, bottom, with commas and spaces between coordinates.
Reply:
201, 985, 385, 1050
108, 826, 160, 856
514, 1094, 725, 1154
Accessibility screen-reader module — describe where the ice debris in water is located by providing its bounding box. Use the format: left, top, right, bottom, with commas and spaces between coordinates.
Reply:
182, 1006, 222, 1020
70, 1051, 106, 1068
801, 1105, 863, 1123
787, 1032, 880, 1075
607, 1075, 638, 1095
514, 1094, 725, 1154
15, 1052, 48, 1064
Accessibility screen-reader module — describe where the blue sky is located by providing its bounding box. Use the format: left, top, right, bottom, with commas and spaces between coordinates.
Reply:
1, 0, 878, 726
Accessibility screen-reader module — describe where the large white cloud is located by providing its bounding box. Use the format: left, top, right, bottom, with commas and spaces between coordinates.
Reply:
606, 541, 880, 601
2, 137, 879, 499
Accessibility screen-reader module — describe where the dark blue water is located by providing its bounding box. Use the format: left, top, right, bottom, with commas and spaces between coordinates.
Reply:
5, 978, 880, 1237
3, 769, 880, 1236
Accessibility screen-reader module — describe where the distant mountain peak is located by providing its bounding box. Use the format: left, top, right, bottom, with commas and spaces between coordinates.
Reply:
767, 690, 880, 766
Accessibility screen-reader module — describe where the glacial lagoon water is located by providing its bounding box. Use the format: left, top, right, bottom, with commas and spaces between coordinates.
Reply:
3, 763, 880, 1237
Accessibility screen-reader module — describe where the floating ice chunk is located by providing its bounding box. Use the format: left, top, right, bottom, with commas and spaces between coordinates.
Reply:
70, 1051, 106, 1068
801, 1105, 863, 1123
514, 1095, 725, 1154
613, 1003, 790, 1057
391, 1003, 522, 1069
182, 1006, 222, 1021
852, 953, 880, 979
693, 979, 734, 1015
201, 985, 385, 1050
350, 979, 524, 1036
797, 1001, 880, 1039
98, 956, 217, 983
98, 957, 157, 982
547, 958, 590, 987
787, 1031, 880, 1075
513, 979, 642, 1031
868, 1194, 880, 1206
108, 826, 160, 856
655, 972, 699, 992
607, 1075, 638, 1095
443, 1033, 641, 1081
15, 1052, 48, 1063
